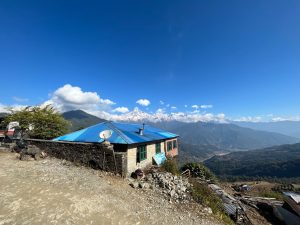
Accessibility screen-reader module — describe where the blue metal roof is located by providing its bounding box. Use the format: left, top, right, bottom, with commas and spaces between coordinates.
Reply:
53, 121, 178, 144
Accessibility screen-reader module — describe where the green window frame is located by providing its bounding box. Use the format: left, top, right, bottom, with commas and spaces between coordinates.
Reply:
167, 141, 172, 151
173, 140, 177, 149
155, 143, 161, 154
137, 145, 147, 162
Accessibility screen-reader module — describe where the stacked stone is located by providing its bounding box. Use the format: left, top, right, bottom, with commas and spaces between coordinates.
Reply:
130, 171, 192, 203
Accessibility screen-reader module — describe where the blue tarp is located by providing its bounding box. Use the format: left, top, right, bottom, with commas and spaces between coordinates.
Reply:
153, 152, 167, 165
53, 121, 178, 144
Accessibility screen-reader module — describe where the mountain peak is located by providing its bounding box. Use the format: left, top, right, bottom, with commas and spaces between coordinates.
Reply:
62, 110, 106, 131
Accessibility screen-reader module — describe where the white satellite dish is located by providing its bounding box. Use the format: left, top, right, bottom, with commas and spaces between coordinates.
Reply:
99, 130, 113, 140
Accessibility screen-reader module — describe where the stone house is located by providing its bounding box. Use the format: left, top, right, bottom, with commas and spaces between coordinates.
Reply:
54, 121, 179, 175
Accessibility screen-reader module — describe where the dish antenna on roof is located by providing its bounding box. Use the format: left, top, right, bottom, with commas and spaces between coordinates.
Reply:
99, 130, 113, 141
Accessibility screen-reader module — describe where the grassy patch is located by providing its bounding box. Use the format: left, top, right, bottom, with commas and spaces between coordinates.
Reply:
190, 179, 234, 225
261, 191, 284, 200
161, 158, 180, 175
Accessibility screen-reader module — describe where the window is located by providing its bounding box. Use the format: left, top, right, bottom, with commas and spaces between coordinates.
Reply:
173, 140, 177, 149
167, 141, 172, 151
137, 145, 147, 162
155, 143, 161, 154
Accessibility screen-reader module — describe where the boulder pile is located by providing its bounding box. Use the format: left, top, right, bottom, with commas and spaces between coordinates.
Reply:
130, 170, 192, 203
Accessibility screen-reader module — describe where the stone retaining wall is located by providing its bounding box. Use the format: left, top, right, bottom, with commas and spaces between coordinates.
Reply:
26, 139, 127, 177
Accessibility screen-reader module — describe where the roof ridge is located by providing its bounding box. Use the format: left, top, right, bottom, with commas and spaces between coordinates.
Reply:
105, 121, 133, 144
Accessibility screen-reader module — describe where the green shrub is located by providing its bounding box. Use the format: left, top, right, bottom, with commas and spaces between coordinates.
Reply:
161, 158, 180, 175
182, 162, 217, 182
190, 179, 234, 225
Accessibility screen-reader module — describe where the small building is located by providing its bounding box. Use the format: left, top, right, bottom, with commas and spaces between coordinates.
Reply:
54, 121, 179, 175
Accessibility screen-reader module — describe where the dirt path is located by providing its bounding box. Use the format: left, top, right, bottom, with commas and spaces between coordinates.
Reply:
0, 151, 223, 225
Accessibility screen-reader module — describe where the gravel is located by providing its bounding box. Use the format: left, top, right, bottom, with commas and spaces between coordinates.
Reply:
0, 150, 224, 225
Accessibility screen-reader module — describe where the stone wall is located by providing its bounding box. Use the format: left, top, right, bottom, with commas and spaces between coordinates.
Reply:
27, 139, 127, 177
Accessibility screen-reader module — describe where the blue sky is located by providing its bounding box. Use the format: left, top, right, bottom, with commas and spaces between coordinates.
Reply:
1, 1, 300, 122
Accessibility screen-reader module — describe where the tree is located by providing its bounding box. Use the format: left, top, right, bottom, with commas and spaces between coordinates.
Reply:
4, 105, 70, 139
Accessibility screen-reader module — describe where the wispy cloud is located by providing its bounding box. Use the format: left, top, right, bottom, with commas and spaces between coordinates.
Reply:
233, 116, 263, 122
271, 116, 300, 122
192, 104, 213, 109
200, 104, 213, 109
12, 97, 29, 102
112, 107, 129, 113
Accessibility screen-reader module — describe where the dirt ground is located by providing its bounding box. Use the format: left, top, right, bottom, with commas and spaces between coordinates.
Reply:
220, 182, 278, 225
0, 150, 223, 225
221, 181, 278, 197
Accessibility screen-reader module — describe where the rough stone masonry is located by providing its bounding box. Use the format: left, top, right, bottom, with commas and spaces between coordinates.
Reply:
26, 139, 127, 177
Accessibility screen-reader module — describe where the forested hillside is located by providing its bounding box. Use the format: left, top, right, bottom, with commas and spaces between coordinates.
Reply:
204, 143, 300, 179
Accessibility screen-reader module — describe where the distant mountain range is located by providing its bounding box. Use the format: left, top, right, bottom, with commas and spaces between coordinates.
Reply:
152, 121, 298, 151
204, 143, 300, 179
2, 109, 300, 170
234, 121, 300, 139
62, 110, 299, 152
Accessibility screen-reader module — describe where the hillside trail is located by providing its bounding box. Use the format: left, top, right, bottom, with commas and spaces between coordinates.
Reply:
0, 151, 223, 225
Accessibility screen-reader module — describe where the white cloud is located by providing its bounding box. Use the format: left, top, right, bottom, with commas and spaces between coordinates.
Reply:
41, 84, 115, 112
12, 97, 29, 102
136, 99, 150, 106
159, 100, 164, 105
191, 110, 200, 114
156, 108, 165, 113
112, 107, 129, 114
100, 99, 115, 105
200, 104, 213, 109
171, 106, 177, 110
184, 105, 188, 108
233, 116, 263, 123
192, 105, 199, 109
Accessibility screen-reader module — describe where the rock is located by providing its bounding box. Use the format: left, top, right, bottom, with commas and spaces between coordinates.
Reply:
203, 207, 213, 214
139, 182, 150, 189
130, 182, 139, 189
180, 187, 187, 192
169, 190, 176, 197
136, 170, 192, 202
41, 151, 47, 158
20, 154, 34, 161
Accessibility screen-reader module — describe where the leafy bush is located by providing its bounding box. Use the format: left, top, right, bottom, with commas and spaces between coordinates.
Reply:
4, 105, 70, 140
161, 158, 180, 175
182, 162, 217, 182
